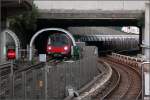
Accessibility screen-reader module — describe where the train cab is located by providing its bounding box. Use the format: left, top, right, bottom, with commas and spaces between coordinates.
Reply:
47, 33, 72, 57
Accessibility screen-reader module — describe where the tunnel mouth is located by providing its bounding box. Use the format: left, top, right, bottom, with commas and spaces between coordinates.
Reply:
34, 30, 70, 54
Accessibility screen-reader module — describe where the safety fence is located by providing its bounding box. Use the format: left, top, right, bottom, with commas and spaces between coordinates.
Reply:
0, 46, 101, 100
48, 56, 99, 99
46, 46, 99, 99
18, 49, 38, 61
109, 53, 145, 70
0, 62, 46, 100
68, 60, 113, 100
0, 62, 13, 100
13, 63, 46, 100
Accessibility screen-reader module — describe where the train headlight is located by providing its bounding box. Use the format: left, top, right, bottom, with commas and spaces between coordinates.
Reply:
47, 46, 52, 50
64, 46, 68, 51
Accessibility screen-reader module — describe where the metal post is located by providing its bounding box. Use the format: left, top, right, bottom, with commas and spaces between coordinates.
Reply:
29, 46, 32, 61
10, 61, 14, 98
16, 46, 19, 60
141, 63, 144, 100
32, 70, 36, 99
22, 72, 26, 100
44, 63, 48, 100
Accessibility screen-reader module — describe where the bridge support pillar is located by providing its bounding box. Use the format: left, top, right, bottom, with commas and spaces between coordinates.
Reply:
142, 3, 150, 61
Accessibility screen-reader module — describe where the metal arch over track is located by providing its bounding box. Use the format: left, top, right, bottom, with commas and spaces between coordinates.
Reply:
1, 29, 20, 60
29, 28, 76, 61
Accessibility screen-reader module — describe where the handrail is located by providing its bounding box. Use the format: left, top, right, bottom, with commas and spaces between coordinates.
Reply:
0, 62, 11, 66
111, 52, 145, 62
15, 62, 44, 73
0, 62, 12, 70
15, 58, 54, 73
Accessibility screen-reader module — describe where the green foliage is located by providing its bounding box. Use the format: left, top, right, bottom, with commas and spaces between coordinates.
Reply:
9, 4, 39, 48
73, 46, 82, 60
73, 35, 82, 41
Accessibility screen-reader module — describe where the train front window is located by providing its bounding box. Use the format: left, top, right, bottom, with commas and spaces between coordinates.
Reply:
49, 34, 69, 46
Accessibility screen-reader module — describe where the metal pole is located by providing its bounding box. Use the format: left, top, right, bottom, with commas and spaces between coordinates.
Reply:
141, 63, 144, 100
16, 46, 19, 60
10, 60, 14, 98
29, 46, 32, 61
44, 63, 48, 100
22, 71, 26, 100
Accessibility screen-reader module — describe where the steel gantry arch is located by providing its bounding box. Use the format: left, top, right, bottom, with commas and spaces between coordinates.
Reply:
1, 29, 20, 60
29, 28, 76, 61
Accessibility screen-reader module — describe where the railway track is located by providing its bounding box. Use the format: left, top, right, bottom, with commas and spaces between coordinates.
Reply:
88, 59, 120, 100
101, 57, 142, 100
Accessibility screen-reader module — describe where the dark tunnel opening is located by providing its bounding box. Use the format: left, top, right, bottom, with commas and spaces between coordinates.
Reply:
85, 40, 140, 57
86, 41, 113, 56
34, 30, 68, 54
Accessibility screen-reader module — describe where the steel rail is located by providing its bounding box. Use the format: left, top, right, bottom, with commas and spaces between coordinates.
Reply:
101, 67, 121, 99
103, 57, 142, 100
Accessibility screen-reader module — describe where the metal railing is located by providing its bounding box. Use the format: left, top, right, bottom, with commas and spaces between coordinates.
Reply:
110, 53, 144, 68
13, 62, 45, 100
0, 46, 100, 100
0, 61, 45, 100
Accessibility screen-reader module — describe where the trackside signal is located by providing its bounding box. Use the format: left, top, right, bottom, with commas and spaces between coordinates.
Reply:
7, 49, 16, 59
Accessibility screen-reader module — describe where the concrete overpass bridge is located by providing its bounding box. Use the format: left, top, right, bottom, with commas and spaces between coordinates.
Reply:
36, 0, 148, 26
38, 10, 143, 27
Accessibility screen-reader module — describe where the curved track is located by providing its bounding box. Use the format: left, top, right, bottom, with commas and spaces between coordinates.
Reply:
101, 57, 142, 100
91, 59, 120, 100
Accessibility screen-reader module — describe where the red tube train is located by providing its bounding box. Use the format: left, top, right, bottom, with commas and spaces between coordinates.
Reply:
47, 33, 72, 57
